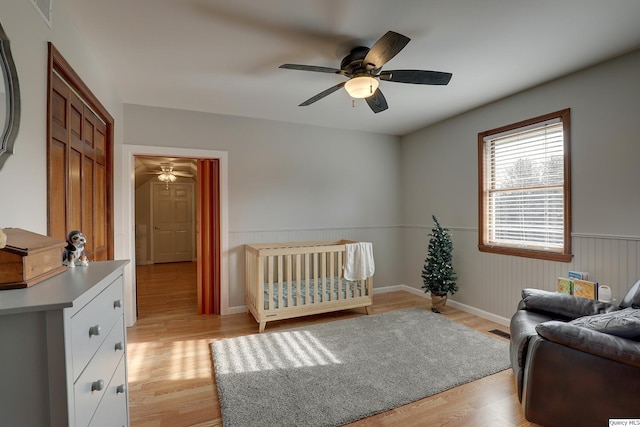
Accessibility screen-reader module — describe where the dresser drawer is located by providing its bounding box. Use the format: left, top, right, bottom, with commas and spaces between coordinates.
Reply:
70, 275, 124, 381
89, 357, 128, 427
74, 318, 125, 427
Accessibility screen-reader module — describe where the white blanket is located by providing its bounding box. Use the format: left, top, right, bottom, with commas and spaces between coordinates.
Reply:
344, 242, 375, 281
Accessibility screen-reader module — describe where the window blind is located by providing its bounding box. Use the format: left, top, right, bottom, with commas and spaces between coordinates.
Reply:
483, 119, 565, 251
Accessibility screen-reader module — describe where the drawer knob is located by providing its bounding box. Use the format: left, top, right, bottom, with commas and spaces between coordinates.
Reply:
115, 341, 124, 351
91, 379, 105, 392
89, 325, 101, 337
116, 384, 126, 394
113, 299, 122, 309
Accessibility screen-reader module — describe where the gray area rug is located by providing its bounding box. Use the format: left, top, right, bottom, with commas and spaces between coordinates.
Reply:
211, 308, 510, 427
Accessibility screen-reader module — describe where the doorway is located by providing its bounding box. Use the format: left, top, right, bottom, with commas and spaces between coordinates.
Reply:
134, 156, 197, 265
134, 155, 222, 317
120, 146, 228, 327
134, 156, 198, 316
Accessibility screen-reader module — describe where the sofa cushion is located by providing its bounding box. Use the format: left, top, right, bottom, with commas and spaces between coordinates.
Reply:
569, 307, 640, 340
521, 288, 618, 319
536, 321, 640, 368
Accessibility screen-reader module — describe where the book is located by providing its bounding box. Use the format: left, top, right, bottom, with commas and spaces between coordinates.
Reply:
568, 271, 589, 280
572, 279, 598, 299
557, 277, 573, 294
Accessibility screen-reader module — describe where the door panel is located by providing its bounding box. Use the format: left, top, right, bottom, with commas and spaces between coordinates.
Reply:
196, 159, 220, 314
48, 139, 67, 239
152, 183, 194, 263
94, 163, 107, 260
82, 156, 94, 255
69, 148, 82, 230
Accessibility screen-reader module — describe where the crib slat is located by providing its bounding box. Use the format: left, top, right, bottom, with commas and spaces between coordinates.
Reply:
277, 255, 283, 309
295, 254, 301, 307
267, 256, 273, 310
286, 254, 292, 308
336, 251, 341, 300
329, 251, 335, 301
313, 252, 318, 305
336, 251, 342, 299
305, 253, 310, 306
321, 252, 327, 303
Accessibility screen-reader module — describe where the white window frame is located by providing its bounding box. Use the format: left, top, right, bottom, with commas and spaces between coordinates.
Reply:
478, 109, 572, 262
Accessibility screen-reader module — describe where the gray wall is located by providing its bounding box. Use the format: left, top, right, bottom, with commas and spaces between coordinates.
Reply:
401, 49, 640, 320
124, 105, 402, 307
0, 0, 123, 232
2, 0, 639, 323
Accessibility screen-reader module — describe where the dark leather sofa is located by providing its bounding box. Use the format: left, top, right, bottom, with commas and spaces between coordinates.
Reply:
510, 280, 640, 427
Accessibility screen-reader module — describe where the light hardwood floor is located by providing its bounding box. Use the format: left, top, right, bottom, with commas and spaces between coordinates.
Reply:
128, 262, 537, 426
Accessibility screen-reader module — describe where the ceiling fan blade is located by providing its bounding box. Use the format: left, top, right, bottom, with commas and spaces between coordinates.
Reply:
172, 172, 193, 177
379, 70, 452, 85
365, 89, 388, 113
299, 82, 346, 106
279, 64, 343, 74
363, 31, 410, 70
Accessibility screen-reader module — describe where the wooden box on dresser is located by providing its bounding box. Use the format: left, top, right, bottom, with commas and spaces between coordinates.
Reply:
0, 260, 130, 427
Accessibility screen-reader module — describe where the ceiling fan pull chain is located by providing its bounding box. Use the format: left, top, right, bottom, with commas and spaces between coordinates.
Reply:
352, 99, 356, 108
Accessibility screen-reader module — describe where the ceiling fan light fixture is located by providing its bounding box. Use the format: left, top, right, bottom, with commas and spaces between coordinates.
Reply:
345, 76, 379, 99
158, 172, 177, 182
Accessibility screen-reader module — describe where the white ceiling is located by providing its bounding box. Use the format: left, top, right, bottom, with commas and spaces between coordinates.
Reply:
61, 0, 640, 136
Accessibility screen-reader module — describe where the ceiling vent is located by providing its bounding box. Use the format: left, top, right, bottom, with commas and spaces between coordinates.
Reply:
31, 0, 52, 27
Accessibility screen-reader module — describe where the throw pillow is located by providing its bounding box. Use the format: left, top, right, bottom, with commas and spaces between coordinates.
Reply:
569, 307, 640, 340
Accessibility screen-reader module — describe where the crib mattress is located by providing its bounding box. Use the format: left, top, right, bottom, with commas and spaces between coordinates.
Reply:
263, 278, 368, 309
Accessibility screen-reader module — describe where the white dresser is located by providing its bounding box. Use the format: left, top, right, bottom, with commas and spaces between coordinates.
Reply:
0, 260, 130, 427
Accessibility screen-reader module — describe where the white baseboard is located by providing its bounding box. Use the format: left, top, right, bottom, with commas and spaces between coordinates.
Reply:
227, 284, 510, 327
227, 305, 248, 315
373, 284, 510, 327
373, 284, 421, 295
445, 299, 510, 326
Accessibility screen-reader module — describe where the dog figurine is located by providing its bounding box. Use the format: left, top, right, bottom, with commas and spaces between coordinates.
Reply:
62, 230, 89, 268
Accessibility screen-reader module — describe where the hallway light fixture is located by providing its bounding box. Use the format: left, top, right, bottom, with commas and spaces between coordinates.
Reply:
157, 171, 177, 182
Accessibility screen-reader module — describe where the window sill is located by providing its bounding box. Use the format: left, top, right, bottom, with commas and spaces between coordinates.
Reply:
478, 244, 572, 262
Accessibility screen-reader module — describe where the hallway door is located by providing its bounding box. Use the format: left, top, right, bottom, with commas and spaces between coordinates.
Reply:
152, 182, 195, 263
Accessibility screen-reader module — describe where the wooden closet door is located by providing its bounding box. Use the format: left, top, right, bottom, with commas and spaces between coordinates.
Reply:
48, 64, 111, 261
83, 105, 108, 261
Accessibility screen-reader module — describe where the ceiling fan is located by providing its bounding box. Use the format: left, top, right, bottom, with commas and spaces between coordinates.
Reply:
146, 162, 194, 182
279, 31, 452, 113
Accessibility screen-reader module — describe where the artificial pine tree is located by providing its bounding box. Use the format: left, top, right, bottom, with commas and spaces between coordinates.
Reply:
421, 215, 458, 312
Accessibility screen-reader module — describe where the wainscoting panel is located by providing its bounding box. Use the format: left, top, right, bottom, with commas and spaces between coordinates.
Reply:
403, 227, 640, 320
229, 226, 639, 320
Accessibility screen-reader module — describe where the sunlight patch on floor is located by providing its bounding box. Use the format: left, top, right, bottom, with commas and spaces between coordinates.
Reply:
127, 338, 214, 382
213, 330, 341, 375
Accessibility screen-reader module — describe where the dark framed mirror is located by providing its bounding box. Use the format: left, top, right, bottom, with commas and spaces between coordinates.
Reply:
0, 21, 20, 171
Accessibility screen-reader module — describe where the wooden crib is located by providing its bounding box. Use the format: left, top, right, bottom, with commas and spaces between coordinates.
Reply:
245, 240, 374, 332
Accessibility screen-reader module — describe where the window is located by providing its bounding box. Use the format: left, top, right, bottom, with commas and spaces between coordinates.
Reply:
478, 109, 572, 262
